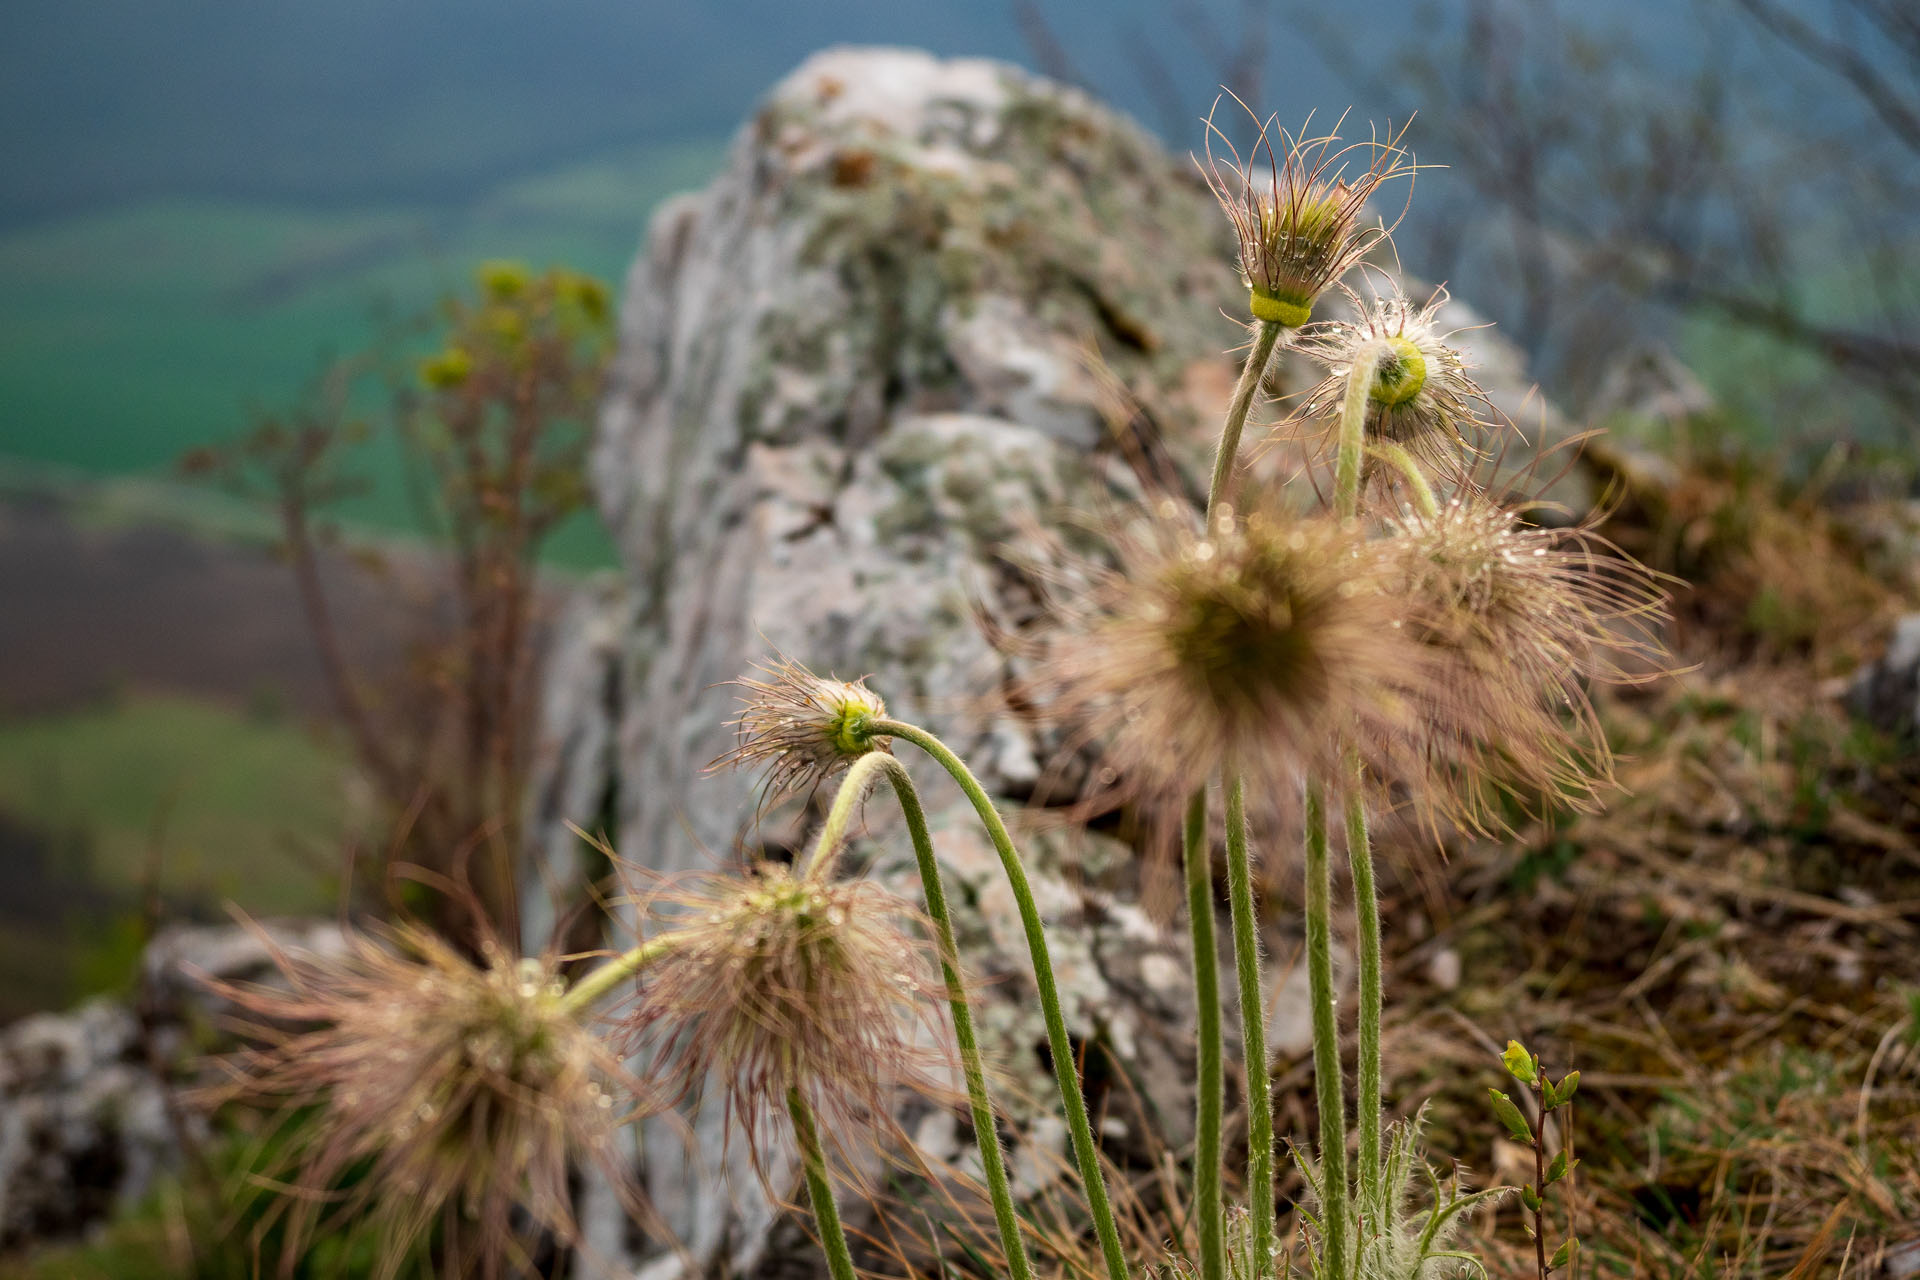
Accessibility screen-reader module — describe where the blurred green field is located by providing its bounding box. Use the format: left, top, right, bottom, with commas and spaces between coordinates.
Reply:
0, 136, 722, 554
0, 693, 353, 911
0, 693, 360, 1018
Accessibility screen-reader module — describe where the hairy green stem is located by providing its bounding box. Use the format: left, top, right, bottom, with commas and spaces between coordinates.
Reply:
801, 749, 901, 878
1335, 344, 1388, 520
872, 718, 1129, 1280
559, 935, 675, 1016
1185, 789, 1226, 1280
1332, 343, 1394, 1246
1196, 318, 1285, 1279
789, 1087, 859, 1280
875, 756, 1034, 1280
1343, 791, 1382, 1215
1366, 440, 1440, 520
1304, 783, 1348, 1278
1207, 321, 1284, 522
1225, 778, 1275, 1277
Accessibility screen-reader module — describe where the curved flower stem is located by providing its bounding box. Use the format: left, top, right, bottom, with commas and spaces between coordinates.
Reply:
1343, 791, 1382, 1215
1335, 343, 1388, 520
801, 749, 904, 879
871, 717, 1130, 1280
1185, 788, 1227, 1280
1365, 440, 1440, 521
1207, 321, 1284, 523
1304, 782, 1348, 1278
788, 1086, 859, 1280
1225, 777, 1274, 1277
874, 755, 1034, 1280
558, 935, 675, 1017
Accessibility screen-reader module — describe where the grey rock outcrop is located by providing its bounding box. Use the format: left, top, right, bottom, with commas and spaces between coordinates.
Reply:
1588, 340, 1717, 429
0, 918, 344, 1255
0, 999, 174, 1253
521, 45, 1589, 1278
1851, 614, 1920, 740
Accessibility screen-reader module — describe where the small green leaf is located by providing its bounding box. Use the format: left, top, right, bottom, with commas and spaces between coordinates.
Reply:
1550, 1237, 1579, 1271
1488, 1088, 1533, 1142
1546, 1149, 1569, 1184
1521, 1184, 1542, 1212
1543, 1074, 1589, 1113
1503, 1039, 1538, 1084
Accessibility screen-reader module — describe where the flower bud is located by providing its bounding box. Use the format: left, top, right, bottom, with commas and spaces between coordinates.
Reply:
715, 658, 891, 801
1202, 102, 1415, 327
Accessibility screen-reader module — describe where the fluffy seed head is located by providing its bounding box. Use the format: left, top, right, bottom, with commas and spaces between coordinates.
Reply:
628, 861, 946, 1163
1292, 286, 1492, 480
1200, 98, 1415, 327
715, 658, 891, 802
1022, 499, 1431, 820
208, 925, 645, 1280
1387, 493, 1670, 829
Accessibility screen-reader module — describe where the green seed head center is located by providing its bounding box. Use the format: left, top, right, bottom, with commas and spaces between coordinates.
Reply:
826, 701, 877, 756
1370, 337, 1427, 407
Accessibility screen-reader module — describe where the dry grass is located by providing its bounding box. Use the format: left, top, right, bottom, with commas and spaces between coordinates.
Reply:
1353, 453, 1920, 1276
847, 449, 1920, 1280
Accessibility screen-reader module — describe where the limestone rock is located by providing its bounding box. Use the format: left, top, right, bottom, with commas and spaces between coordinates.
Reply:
0, 917, 345, 1254
140, 916, 349, 1023
0, 1000, 173, 1253
1851, 613, 1920, 740
1589, 340, 1717, 429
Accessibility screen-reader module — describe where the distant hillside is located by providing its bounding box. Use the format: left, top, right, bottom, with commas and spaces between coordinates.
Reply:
0, 0, 1887, 530
0, 138, 720, 546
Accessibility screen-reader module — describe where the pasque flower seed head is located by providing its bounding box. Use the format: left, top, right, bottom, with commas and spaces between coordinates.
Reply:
626, 860, 948, 1166
1386, 492, 1669, 831
208, 925, 647, 1280
1291, 285, 1494, 482
715, 658, 891, 804
1020, 498, 1433, 824
1200, 98, 1416, 327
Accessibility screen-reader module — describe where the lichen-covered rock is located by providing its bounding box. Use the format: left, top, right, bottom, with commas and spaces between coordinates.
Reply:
523, 45, 1588, 1278
1851, 613, 1920, 740
0, 1000, 173, 1253
139, 916, 349, 1024
0, 918, 345, 1255
1589, 340, 1717, 429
